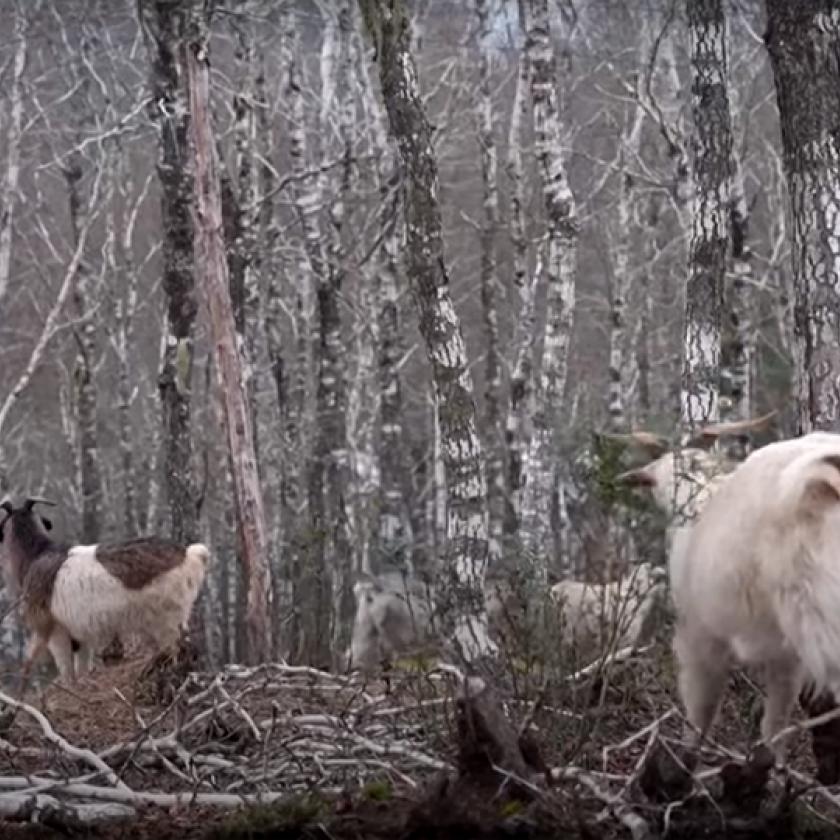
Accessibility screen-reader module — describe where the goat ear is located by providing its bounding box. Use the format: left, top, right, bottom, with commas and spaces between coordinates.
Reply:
0, 499, 13, 514
802, 454, 840, 512
40, 516, 53, 531
615, 466, 657, 488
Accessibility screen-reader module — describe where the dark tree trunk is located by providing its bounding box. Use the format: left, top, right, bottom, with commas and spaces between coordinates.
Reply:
138, 0, 199, 544
765, 0, 840, 433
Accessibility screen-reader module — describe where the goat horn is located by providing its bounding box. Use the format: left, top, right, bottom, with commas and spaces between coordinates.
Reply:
686, 410, 778, 449
22, 497, 57, 511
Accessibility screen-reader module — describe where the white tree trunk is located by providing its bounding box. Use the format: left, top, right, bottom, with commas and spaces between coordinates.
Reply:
364, 0, 495, 660
0, 3, 26, 312
519, 0, 579, 579
682, 0, 732, 429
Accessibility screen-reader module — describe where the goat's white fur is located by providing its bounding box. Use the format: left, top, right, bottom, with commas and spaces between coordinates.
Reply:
670, 432, 840, 759
346, 577, 433, 671
44, 543, 209, 679
549, 562, 666, 653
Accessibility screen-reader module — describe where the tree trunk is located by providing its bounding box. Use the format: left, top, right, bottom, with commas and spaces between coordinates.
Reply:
183, 3, 273, 664
474, 0, 505, 569
519, 0, 579, 579
357, 16, 415, 576
765, 0, 840, 433
229, 7, 264, 463
720, 146, 754, 456
0, 3, 26, 315
504, 41, 538, 533
64, 144, 103, 543
137, 0, 199, 543
682, 0, 733, 430
362, 0, 495, 661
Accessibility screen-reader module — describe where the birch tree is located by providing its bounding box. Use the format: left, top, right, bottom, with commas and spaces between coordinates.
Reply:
138, 0, 200, 543
0, 1, 26, 316
360, 0, 495, 660
681, 0, 732, 429
183, 1, 273, 663
765, 0, 840, 433
474, 0, 505, 567
504, 37, 538, 531
519, 0, 579, 578
356, 36, 415, 574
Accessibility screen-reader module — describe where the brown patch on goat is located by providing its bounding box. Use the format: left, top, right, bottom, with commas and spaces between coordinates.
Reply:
95, 537, 187, 589
19, 547, 69, 631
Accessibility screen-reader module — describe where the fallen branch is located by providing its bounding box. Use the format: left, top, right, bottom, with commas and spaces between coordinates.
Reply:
0, 791, 135, 827
0, 689, 128, 789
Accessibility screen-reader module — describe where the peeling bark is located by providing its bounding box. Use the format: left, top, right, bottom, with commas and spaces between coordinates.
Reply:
183, 3, 273, 663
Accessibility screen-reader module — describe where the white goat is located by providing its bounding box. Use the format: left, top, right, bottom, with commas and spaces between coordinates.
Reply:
549, 562, 666, 654
612, 412, 778, 523
614, 412, 777, 590
345, 573, 435, 671
663, 432, 840, 760
0, 497, 210, 685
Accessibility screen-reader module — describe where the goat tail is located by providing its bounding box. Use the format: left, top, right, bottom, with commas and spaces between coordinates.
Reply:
186, 543, 211, 569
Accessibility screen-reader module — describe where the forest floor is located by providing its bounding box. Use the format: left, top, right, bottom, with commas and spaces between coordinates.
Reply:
1, 628, 840, 839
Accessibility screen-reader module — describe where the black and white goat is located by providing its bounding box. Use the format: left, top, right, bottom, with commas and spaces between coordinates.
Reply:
0, 497, 210, 684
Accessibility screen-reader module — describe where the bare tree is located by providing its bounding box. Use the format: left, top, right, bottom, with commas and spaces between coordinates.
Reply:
360, 0, 495, 659
0, 1, 27, 316
765, 0, 840, 433
183, 1, 273, 663
519, 0, 579, 578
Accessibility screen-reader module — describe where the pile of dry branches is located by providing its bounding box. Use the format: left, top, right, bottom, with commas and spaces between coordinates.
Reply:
0, 651, 839, 838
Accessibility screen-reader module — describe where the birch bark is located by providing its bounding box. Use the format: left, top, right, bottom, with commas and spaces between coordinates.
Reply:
0, 2, 26, 314
519, 0, 579, 579
765, 0, 840, 432
361, 0, 495, 660
682, 0, 732, 430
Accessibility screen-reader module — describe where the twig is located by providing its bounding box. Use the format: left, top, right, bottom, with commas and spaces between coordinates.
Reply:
554, 765, 651, 840
0, 689, 129, 790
